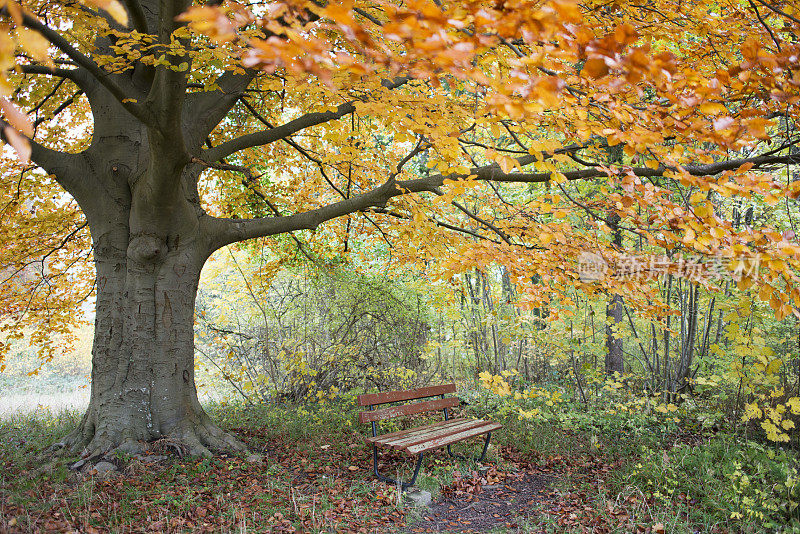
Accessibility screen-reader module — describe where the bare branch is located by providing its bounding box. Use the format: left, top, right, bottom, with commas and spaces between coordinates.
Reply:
748, 0, 782, 51
754, 0, 800, 25
28, 77, 66, 116
446, 193, 514, 245
367, 206, 503, 244
33, 90, 83, 128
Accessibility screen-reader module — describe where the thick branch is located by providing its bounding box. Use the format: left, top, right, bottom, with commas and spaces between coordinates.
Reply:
184, 70, 258, 149
202, 102, 356, 162
201, 77, 410, 162
122, 0, 149, 33
399, 153, 799, 191
158, 0, 191, 42
207, 179, 401, 249
205, 151, 797, 251
145, 0, 193, 132
18, 64, 91, 89
26, 138, 95, 206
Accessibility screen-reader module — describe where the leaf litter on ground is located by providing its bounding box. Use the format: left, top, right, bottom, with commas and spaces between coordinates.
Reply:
1, 426, 726, 533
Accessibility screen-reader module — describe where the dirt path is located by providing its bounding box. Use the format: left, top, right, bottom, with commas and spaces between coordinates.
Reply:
409, 469, 556, 532
404, 445, 628, 533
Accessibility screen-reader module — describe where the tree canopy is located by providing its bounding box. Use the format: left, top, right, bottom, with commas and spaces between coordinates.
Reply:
0, 0, 798, 455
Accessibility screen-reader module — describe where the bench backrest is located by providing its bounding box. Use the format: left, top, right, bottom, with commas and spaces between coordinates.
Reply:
357, 384, 458, 424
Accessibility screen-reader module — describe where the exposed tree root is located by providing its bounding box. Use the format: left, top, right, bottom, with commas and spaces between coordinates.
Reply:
52, 411, 248, 460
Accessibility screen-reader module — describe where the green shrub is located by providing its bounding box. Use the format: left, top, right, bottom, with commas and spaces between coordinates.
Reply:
622, 437, 800, 530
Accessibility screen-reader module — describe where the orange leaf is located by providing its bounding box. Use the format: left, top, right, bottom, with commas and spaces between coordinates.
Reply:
3, 125, 30, 163
583, 58, 609, 78
0, 98, 32, 137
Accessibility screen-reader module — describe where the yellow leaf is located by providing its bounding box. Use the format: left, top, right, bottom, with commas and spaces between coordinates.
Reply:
583, 57, 609, 78
89, 0, 129, 25
766, 359, 782, 375
17, 28, 50, 63
787, 397, 800, 414
551, 0, 581, 21
759, 284, 773, 302
742, 402, 762, 421
689, 192, 705, 204
699, 102, 726, 115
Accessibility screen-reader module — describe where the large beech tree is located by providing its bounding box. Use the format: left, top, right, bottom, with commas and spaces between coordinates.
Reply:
0, 0, 799, 456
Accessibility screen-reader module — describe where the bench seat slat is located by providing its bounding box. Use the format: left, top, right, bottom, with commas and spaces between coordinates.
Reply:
384, 419, 491, 450
357, 384, 457, 406
358, 397, 459, 424
370, 419, 475, 448
366, 418, 469, 445
405, 422, 503, 455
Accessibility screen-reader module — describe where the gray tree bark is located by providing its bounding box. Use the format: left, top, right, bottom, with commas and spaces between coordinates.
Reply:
606, 212, 624, 375
46, 78, 248, 456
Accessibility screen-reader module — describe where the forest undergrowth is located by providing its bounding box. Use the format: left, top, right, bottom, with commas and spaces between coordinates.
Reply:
1, 389, 797, 533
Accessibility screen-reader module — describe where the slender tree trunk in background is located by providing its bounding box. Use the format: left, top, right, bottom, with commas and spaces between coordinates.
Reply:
651, 322, 660, 392
606, 295, 625, 375
663, 274, 673, 400
796, 316, 800, 393
699, 296, 716, 362
606, 211, 624, 375
569, 321, 587, 404
480, 271, 502, 371
675, 283, 699, 394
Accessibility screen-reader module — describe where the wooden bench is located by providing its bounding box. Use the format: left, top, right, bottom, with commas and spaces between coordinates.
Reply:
358, 383, 502, 490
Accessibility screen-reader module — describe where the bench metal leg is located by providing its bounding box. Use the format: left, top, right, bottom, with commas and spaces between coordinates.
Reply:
372, 445, 424, 490
446, 431, 492, 462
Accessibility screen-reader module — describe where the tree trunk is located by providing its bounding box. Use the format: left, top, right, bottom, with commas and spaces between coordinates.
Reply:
606, 211, 624, 375
57, 216, 246, 457
605, 294, 625, 375
45, 82, 248, 456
